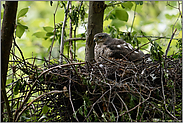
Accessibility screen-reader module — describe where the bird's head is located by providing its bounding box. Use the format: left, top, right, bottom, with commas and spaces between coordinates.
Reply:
93, 33, 111, 44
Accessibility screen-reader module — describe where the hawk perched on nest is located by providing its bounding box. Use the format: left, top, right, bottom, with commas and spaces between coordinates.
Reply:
93, 33, 144, 62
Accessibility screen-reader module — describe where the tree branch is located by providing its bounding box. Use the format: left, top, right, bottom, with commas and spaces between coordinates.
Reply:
64, 37, 86, 42
1, 1, 18, 121
85, 1, 105, 62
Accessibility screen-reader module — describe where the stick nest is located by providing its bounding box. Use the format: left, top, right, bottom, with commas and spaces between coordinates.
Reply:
5, 54, 182, 122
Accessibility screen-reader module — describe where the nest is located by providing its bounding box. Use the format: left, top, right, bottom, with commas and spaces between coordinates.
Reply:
4, 54, 182, 122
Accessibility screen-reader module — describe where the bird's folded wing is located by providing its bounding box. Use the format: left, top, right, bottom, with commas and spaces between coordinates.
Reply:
106, 39, 144, 61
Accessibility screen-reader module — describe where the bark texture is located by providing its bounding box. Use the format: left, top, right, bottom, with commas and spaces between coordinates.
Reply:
85, 1, 106, 62
1, 1, 18, 121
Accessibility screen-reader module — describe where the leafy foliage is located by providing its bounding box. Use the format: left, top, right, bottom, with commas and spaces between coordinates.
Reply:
1, 1, 182, 122
1, 1, 181, 61
17, 7, 29, 18
16, 7, 29, 38
115, 8, 128, 22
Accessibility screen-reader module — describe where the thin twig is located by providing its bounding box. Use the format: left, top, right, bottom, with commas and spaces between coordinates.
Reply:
139, 104, 148, 122
118, 91, 151, 118
64, 37, 86, 42
136, 35, 180, 41
13, 36, 28, 74
15, 90, 67, 121
135, 94, 141, 121
116, 93, 132, 122
83, 86, 115, 121
165, 28, 177, 58
103, 8, 115, 21
39, 62, 86, 78
69, 74, 79, 121
111, 94, 119, 122
160, 62, 178, 121
106, 1, 122, 7
48, 2, 59, 64
1, 75, 13, 121
69, 2, 73, 61
59, 1, 70, 64
13, 62, 85, 121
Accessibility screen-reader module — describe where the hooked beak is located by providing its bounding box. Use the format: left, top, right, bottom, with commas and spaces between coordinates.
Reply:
93, 37, 97, 42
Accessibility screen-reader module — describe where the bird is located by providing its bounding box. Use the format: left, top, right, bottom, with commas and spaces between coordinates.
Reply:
93, 33, 145, 63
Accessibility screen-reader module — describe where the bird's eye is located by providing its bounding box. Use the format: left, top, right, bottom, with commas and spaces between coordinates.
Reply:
98, 36, 103, 39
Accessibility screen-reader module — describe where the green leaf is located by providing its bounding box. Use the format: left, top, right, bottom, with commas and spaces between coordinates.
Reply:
14, 80, 20, 95
32, 32, 46, 38
122, 2, 133, 10
17, 8, 29, 19
111, 19, 126, 28
115, 8, 128, 22
43, 26, 54, 32
19, 23, 28, 29
6, 78, 14, 85
78, 106, 83, 115
137, 37, 149, 49
42, 105, 49, 114
16, 23, 28, 38
16, 25, 24, 38
132, 31, 137, 36
46, 32, 54, 37
165, 14, 176, 19
20, 80, 26, 92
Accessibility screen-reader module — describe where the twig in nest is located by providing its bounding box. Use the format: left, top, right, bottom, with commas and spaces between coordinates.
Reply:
69, 74, 79, 121
111, 94, 119, 122
117, 93, 132, 122
117, 91, 152, 119
84, 85, 116, 122
13, 61, 85, 121
160, 62, 178, 121
15, 90, 67, 122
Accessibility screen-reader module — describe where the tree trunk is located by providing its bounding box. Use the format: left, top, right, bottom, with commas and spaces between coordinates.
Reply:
1, 1, 18, 121
85, 1, 106, 62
